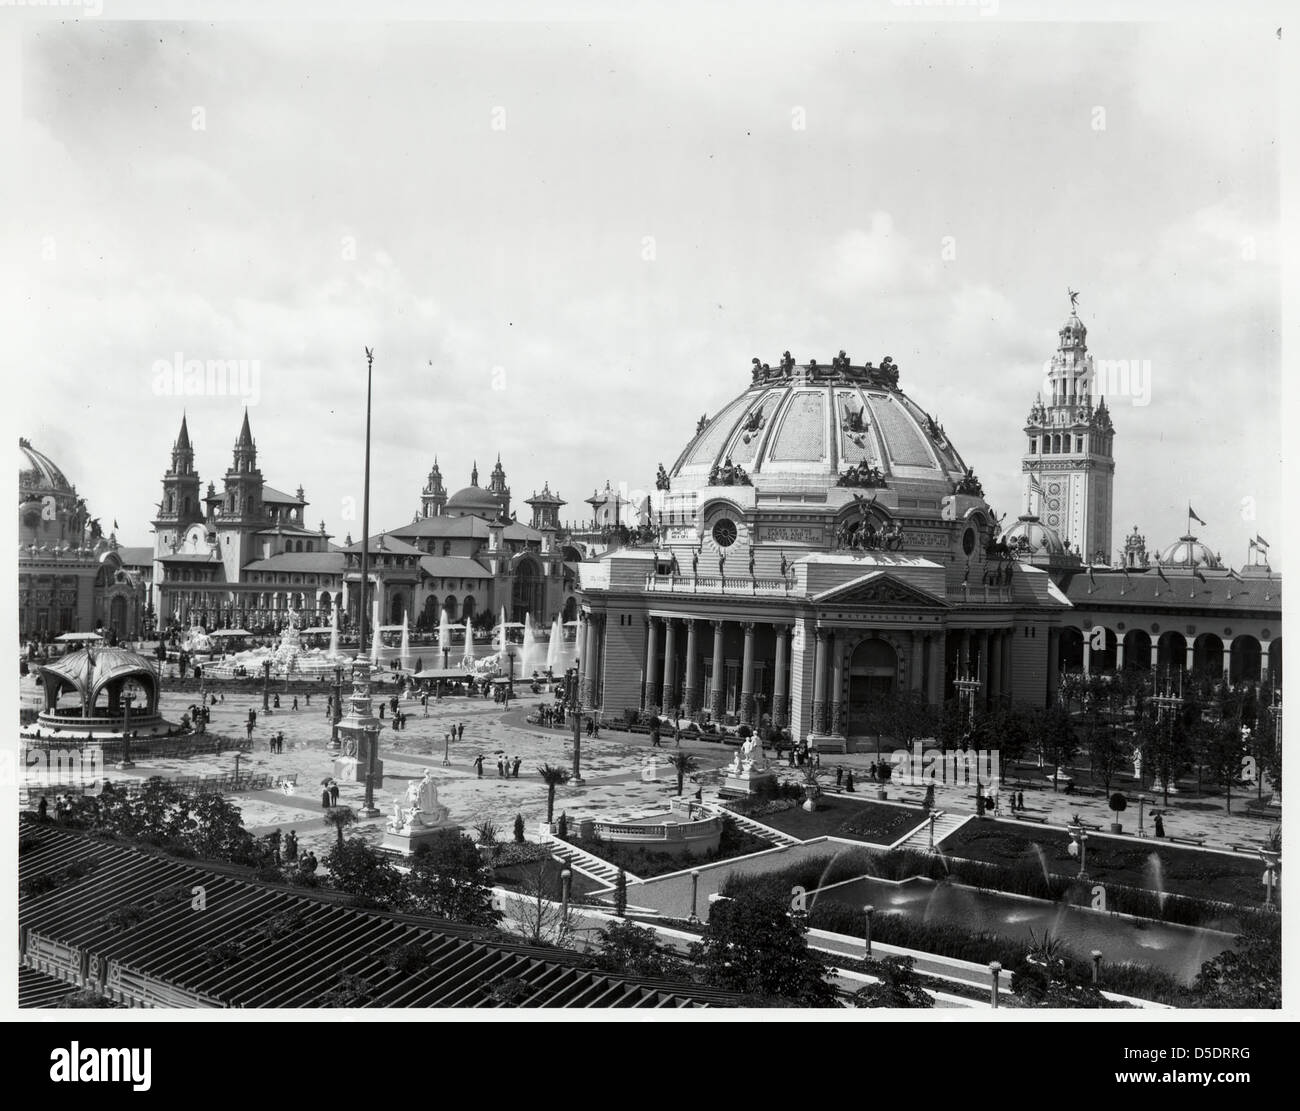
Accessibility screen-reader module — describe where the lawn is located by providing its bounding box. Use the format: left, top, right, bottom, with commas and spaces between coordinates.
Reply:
943, 819, 1263, 906
751, 797, 927, 846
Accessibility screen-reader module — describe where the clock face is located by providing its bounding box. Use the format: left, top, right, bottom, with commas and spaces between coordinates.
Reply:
711, 519, 738, 548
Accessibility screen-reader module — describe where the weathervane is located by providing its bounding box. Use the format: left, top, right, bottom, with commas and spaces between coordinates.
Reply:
1068, 288, 1080, 311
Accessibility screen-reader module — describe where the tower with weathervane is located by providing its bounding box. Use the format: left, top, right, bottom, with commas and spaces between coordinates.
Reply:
1022, 293, 1115, 564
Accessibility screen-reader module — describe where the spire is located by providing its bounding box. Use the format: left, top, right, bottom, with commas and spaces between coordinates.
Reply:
232, 407, 258, 473
170, 412, 196, 475
236, 407, 254, 449
176, 412, 192, 452
471, 461, 479, 486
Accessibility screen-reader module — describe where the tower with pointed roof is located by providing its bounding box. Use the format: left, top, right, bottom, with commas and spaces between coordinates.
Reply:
217, 409, 268, 581
152, 414, 205, 551
420, 458, 447, 518
1022, 297, 1115, 564
487, 454, 511, 519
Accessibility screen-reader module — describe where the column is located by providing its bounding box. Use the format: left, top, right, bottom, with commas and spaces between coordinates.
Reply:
1115, 637, 1125, 671
927, 633, 945, 706
683, 619, 702, 715
582, 614, 600, 706
772, 625, 790, 727
829, 633, 844, 735
709, 620, 726, 721
1222, 644, 1232, 681
1184, 643, 1195, 673
977, 631, 989, 707
1260, 641, 1271, 681
576, 613, 587, 692
1082, 635, 1092, 676
1149, 641, 1159, 671
740, 621, 756, 724
811, 629, 829, 734
910, 634, 924, 693
644, 617, 659, 710
661, 618, 678, 712
1046, 628, 1061, 704
988, 631, 1002, 708
1001, 630, 1012, 701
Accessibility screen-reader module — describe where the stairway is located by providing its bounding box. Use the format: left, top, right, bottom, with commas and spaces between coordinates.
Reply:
899, 810, 970, 852
543, 836, 637, 886
709, 805, 801, 848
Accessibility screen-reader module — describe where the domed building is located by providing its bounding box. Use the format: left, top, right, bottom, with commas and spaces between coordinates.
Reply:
18, 438, 147, 641
574, 351, 1072, 752
1156, 535, 1224, 571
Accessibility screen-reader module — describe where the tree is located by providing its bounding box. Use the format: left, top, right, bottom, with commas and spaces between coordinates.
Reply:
613, 868, 628, 917
537, 764, 570, 824
501, 859, 574, 946
853, 955, 934, 1008
1202, 719, 1246, 814
322, 805, 357, 851
595, 921, 687, 981
667, 752, 700, 796
1037, 704, 1077, 789
323, 839, 406, 910
1077, 676, 1128, 797
407, 830, 502, 927
879, 690, 937, 761
512, 813, 525, 844
689, 890, 838, 1007
1192, 916, 1281, 1009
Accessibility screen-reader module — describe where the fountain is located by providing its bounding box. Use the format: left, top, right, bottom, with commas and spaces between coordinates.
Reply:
546, 615, 563, 674
462, 618, 475, 669
329, 603, 339, 659
521, 613, 537, 677
1145, 852, 1168, 914
438, 610, 453, 669
400, 611, 411, 671
370, 596, 381, 666
499, 607, 509, 657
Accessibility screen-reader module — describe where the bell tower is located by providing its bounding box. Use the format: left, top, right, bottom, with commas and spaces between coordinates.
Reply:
153, 414, 204, 550
1022, 294, 1115, 563
488, 454, 511, 519
420, 457, 447, 518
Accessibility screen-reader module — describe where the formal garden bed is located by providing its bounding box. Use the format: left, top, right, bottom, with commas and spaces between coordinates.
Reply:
735, 795, 927, 846
557, 815, 771, 879
944, 819, 1266, 907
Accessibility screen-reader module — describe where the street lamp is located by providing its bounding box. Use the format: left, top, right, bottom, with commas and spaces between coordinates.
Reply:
1067, 819, 1090, 882
569, 664, 584, 784
690, 869, 701, 921
262, 659, 272, 712
560, 866, 573, 922
1090, 950, 1103, 985
117, 691, 136, 770
989, 962, 1002, 1009
330, 665, 344, 752
1137, 793, 1147, 838
442, 729, 451, 767
863, 904, 875, 958
505, 644, 516, 705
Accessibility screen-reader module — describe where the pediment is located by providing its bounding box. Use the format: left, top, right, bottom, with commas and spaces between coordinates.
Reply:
811, 571, 950, 609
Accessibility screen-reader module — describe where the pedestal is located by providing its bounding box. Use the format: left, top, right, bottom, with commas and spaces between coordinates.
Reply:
806, 733, 847, 755
380, 821, 461, 857
332, 754, 384, 787
721, 765, 778, 797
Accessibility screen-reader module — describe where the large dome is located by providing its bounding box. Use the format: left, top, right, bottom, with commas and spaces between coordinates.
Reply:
445, 484, 502, 518
1157, 534, 1223, 570
19, 438, 74, 496
667, 353, 973, 503
1001, 514, 1076, 562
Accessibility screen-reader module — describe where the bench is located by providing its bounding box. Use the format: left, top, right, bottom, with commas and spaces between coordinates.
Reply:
1014, 813, 1048, 823
1169, 836, 1207, 847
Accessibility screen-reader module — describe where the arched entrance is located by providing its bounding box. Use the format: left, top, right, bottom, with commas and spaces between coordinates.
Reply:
1157, 631, 1187, 673
1059, 627, 1085, 672
109, 595, 127, 635
461, 595, 477, 623
562, 595, 577, 623
1230, 636, 1261, 683
848, 638, 897, 736
1192, 633, 1224, 678
421, 595, 439, 632
443, 595, 459, 623
1122, 628, 1152, 671
390, 593, 407, 626
511, 558, 544, 623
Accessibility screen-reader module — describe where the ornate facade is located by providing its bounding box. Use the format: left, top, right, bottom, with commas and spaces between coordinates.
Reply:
18, 439, 147, 640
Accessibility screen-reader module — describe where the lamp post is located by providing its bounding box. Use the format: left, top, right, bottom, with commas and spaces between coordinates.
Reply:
560, 866, 573, 922
1137, 793, 1147, 838
442, 729, 451, 767
117, 691, 136, 770
1090, 949, 1103, 985
262, 659, 272, 712
863, 904, 875, 958
505, 644, 516, 705
1068, 819, 1090, 882
1260, 848, 1280, 909
569, 664, 584, 784
330, 665, 343, 752
690, 869, 701, 921
988, 962, 1002, 1009
357, 347, 380, 820
234, 750, 241, 788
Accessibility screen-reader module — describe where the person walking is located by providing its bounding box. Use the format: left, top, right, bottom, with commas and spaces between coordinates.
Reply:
1153, 811, 1165, 838
285, 830, 298, 863
473, 754, 484, 778
273, 692, 281, 710
511, 756, 522, 778
458, 722, 465, 742
321, 785, 331, 808
836, 765, 844, 788
498, 755, 505, 778
845, 770, 856, 793
292, 695, 299, 711
329, 781, 339, 806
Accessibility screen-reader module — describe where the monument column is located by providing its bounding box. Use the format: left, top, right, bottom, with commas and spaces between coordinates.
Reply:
709, 620, 726, 721
582, 614, 601, 707
740, 622, 756, 724
1260, 640, 1270, 682
661, 618, 678, 713
683, 619, 702, 716
576, 612, 587, 692
811, 628, 829, 734
829, 633, 845, 736
644, 617, 659, 711
772, 625, 790, 728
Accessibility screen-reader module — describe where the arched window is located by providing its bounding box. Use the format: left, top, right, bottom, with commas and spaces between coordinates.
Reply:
167, 494, 175, 513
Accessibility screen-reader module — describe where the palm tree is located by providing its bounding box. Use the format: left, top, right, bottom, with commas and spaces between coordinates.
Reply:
666, 752, 700, 796
799, 763, 827, 811
323, 805, 356, 851
537, 764, 570, 824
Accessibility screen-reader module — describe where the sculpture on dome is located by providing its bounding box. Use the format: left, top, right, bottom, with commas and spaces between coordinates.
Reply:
955, 466, 985, 498
1068, 288, 1080, 311
655, 464, 671, 491
741, 406, 766, 437
708, 457, 752, 487
836, 462, 887, 489
780, 351, 795, 374
832, 350, 851, 372
843, 404, 868, 434
696, 413, 709, 436
878, 356, 899, 387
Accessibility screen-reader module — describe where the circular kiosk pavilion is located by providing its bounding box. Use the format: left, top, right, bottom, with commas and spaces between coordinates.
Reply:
30, 647, 171, 737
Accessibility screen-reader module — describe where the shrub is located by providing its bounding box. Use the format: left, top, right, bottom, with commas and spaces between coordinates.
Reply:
513, 813, 525, 844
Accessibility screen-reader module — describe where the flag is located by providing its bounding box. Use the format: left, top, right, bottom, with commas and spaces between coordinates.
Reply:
1157, 566, 1169, 585
1087, 565, 1096, 588
1189, 505, 1206, 526
1027, 472, 1044, 495
1248, 538, 1258, 551
1227, 568, 1242, 581
1194, 570, 1207, 584
113, 519, 119, 529
1255, 534, 1270, 549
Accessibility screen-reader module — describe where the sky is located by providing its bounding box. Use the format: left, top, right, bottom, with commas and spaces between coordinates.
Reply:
8, 10, 1283, 569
